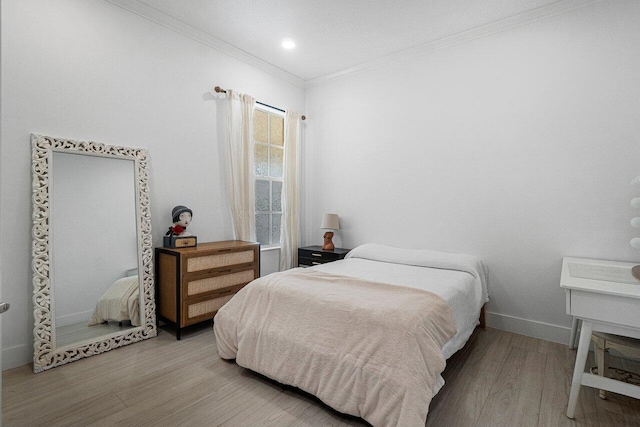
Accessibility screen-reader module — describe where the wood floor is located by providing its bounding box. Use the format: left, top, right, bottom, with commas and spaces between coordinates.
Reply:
4, 325, 640, 426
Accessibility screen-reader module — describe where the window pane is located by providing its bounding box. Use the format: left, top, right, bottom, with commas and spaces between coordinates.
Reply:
254, 110, 268, 143
270, 116, 284, 146
255, 179, 270, 212
255, 144, 268, 176
272, 181, 282, 212
271, 214, 281, 244
270, 146, 283, 178
256, 214, 269, 245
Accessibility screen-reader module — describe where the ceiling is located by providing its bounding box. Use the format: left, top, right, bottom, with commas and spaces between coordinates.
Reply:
111, 0, 591, 85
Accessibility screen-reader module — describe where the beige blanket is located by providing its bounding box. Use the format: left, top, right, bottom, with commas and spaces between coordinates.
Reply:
214, 268, 456, 426
88, 275, 140, 327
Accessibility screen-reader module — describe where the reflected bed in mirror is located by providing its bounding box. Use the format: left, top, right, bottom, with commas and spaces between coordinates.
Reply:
31, 134, 156, 372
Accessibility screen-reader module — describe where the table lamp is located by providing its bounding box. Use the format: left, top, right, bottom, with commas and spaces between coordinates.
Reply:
631, 175, 640, 279
321, 213, 340, 251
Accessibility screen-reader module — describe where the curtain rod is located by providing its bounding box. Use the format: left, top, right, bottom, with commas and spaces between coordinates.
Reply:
214, 86, 306, 120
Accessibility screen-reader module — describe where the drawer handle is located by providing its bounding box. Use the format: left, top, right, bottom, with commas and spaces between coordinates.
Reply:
219, 269, 232, 273
312, 262, 321, 265
311, 253, 322, 257
218, 249, 231, 252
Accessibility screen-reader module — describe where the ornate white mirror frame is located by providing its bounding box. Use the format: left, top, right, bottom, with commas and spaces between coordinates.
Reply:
31, 134, 157, 372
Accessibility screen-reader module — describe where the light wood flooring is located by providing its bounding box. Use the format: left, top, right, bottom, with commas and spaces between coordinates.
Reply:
4, 325, 640, 426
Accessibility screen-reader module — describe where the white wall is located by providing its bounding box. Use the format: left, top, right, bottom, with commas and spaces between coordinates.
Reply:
303, 0, 640, 343
0, 0, 304, 369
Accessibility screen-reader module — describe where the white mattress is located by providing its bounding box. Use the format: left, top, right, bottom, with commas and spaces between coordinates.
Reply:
312, 257, 484, 359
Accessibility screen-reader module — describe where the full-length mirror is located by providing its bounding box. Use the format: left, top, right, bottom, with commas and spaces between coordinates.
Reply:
31, 134, 156, 372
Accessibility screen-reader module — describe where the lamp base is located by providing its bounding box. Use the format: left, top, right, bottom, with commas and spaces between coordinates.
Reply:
322, 231, 335, 251
633, 265, 640, 281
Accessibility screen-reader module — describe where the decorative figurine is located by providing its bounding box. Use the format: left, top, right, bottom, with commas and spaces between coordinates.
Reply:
166, 205, 193, 237
164, 205, 197, 248
320, 213, 340, 251
322, 231, 335, 251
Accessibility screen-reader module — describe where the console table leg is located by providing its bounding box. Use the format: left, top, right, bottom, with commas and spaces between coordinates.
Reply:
569, 317, 579, 349
567, 321, 593, 419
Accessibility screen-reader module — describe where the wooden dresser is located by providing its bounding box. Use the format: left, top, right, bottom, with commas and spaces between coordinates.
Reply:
155, 240, 260, 339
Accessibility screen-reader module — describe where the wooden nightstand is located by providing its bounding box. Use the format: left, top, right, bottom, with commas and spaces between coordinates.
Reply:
298, 246, 351, 267
155, 240, 259, 339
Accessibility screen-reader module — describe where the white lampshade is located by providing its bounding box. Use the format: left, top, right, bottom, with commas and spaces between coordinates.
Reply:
321, 213, 340, 230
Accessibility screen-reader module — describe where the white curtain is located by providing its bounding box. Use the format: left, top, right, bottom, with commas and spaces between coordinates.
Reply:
280, 110, 303, 270
225, 90, 256, 241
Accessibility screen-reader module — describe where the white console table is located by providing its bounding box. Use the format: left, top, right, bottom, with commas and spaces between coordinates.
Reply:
560, 257, 640, 419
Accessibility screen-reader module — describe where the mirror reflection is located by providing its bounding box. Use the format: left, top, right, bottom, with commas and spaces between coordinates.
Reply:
51, 152, 140, 348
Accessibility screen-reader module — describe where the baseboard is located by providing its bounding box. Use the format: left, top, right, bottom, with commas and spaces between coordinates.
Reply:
485, 311, 570, 345
56, 310, 93, 327
3, 343, 31, 371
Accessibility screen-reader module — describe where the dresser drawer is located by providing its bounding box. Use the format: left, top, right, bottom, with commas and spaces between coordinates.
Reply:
184, 267, 255, 299
186, 249, 255, 274
182, 293, 235, 326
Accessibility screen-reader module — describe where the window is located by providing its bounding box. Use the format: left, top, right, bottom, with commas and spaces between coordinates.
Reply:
254, 107, 284, 246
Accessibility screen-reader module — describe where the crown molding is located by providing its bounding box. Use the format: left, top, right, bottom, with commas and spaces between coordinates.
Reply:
305, 0, 602, 88
105, 0, 600, 90
104, 0, 306, 88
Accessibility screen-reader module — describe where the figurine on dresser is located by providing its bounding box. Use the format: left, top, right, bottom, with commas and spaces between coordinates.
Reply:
164, 205, 197, 248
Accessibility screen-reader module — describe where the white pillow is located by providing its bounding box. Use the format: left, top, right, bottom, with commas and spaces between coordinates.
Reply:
346, 243, 488, 301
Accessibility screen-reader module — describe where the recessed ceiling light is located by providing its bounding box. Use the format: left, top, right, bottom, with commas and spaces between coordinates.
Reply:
281, 39, 296, 50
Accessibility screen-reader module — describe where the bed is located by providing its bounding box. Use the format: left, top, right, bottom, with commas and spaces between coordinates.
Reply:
214, 243, 489, 426
88, 274, 141, 327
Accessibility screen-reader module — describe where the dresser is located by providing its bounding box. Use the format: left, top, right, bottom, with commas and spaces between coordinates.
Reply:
155, 240, 260, 339
298, 245, 351, 267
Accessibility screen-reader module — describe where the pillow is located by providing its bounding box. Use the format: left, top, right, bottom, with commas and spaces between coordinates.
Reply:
346, 243, 488, 301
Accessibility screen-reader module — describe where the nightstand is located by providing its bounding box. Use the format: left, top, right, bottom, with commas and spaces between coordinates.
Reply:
298, 245, 351, 267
